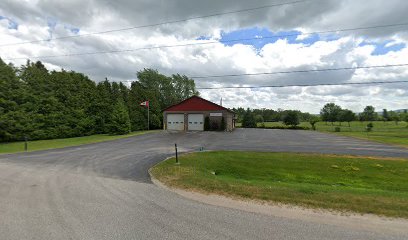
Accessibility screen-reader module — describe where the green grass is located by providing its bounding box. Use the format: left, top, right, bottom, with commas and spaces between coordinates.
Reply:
237, 121, 408, 147
151, 151, 408, 218
0, 130, 158, 154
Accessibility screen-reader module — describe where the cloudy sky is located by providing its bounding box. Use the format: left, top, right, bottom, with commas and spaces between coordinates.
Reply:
1, 0, 407, 113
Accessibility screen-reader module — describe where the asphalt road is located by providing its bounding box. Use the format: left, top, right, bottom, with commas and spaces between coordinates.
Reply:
1, 129, 408, 240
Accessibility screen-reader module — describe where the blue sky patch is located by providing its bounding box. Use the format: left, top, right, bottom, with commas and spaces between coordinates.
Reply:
197, 27, 337, 49
359, 40, 406, 55
66, 26, 80, 34
46, 18, 80, 39
0, 15, 18, 29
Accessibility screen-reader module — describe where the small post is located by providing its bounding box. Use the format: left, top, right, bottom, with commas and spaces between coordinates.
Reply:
147, 102, 150, 131
24, 136, 28, 152
175, 143, 179, 164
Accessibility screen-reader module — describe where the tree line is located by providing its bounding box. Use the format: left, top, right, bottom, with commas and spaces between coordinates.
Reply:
232, 107, 313, 124
237, 104, 408, 129
320, 103, 408, 126
0, 58, 198, 142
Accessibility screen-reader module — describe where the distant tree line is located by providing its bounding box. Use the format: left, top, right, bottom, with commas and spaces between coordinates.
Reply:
232, 107, 313, 124
0, 58, 198, 142
320, 103, 408, 126
236, 104, 408, 129
235, 108, 314, 129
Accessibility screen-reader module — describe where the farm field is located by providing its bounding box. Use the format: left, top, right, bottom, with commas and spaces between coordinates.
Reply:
151, 151, 408, 218
0, 130, 156, 154
237, 121, 408, 147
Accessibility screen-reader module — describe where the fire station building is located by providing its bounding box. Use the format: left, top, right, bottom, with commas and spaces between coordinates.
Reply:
163, 96, 235, 131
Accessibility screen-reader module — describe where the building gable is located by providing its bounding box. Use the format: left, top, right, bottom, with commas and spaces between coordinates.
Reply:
164, 96, 232, 112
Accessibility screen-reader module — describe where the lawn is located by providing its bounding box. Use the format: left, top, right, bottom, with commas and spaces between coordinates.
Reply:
237, 121, 408, 147
0, 130, 157, 154
151, 151, 408, 218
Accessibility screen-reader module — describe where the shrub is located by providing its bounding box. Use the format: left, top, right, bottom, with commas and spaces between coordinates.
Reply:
220, 117, 226, 131
254, 114, 264, 123
283, 110, 300, 127
308, 115, 320, 130
242, 110, 257, 128
366, 122, 373, 132
204, 116, 210, 131
211, 121, 219, 131
334, 127, 341, 132
257, 125, 309, 130
108, 100, 131, 135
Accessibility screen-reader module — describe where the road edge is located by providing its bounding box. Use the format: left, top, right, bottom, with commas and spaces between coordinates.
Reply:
0, 130, 161, 156
149, 158, 408, 236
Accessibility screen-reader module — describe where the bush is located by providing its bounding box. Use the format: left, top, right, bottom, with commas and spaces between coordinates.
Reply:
211, 121, 219, 131
308, 116, 320, 130
204, 116, 210, 131
283, 111, 300, 127
108, 100, 131, 135
366, 122, 373, 132
257, 125, 309, 130
254, 114, 264, 123
242, 110, 257, 128
334, 127, 341, 132
220, 117, 226, 131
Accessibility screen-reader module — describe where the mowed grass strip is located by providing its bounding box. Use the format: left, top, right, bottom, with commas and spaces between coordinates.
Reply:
151, 151, 408, 218
0, 130, 157, 154
237, 121, 408, 147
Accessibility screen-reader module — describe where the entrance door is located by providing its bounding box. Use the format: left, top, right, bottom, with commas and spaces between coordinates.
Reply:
188, 114, 204, 131
167, 114, 184, 131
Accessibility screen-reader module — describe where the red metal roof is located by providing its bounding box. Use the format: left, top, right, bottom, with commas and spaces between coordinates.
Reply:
164, 96, 233, 112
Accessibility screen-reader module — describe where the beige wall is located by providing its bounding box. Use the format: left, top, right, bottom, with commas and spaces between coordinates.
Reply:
163, 110, 235, 131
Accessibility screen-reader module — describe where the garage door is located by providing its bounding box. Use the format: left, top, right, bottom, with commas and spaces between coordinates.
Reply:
188, 114, 204, 131
167, 114, 184, 131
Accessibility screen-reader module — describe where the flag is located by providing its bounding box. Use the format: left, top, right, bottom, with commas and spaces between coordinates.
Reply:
140, 101, 149, 107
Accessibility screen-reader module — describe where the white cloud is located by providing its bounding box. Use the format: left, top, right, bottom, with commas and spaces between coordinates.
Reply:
0, 0, 407, 113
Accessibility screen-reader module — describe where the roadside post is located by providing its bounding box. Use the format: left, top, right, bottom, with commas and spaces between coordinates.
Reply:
24, 136, 28, 152
147, 101, 150, 131
175, 143, 179, 164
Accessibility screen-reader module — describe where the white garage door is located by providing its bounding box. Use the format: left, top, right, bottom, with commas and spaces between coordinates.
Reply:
188, 114, 204, 131
167, 114, 184, 131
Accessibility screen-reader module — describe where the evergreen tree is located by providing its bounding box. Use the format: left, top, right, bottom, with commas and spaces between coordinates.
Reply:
0, 60, 198, 142
108, 100, 131, 135
242, 109, 257, 128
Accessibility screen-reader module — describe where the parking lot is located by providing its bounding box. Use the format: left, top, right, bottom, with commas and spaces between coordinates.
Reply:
1, 129, 407, 239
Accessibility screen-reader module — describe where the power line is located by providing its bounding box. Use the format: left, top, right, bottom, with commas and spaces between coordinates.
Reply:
0, 0, 309, 47
196, 80, 408, 89
5, 22, 408, 61
191, 63, 408, 79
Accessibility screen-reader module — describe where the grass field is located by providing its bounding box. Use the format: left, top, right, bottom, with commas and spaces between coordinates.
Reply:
237, 121, 408, 147
151, 151, 408, 218
0, 130, 157, 154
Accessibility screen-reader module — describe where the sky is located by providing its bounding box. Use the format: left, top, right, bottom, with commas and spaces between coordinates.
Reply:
0, 0, 407, 113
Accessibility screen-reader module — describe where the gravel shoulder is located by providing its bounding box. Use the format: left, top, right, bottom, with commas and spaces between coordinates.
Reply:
150, 172, 408, 236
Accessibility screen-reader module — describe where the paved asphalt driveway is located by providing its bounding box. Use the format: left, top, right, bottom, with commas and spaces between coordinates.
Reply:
0, 129, 407, 239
